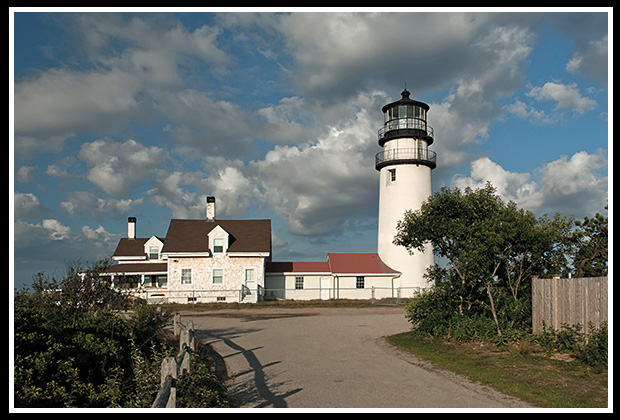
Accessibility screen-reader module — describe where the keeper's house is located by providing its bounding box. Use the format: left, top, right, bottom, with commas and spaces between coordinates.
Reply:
104, 197, 402, 304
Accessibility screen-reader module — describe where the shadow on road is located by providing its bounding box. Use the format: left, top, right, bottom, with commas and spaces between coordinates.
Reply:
198, 327, 302, 407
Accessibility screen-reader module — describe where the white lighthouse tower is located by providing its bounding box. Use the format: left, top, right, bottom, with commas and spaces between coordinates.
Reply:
376, 88, 436, 290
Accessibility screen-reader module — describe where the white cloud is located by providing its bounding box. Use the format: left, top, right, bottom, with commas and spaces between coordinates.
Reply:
14, 193, 43, 217
526, 81, 597, 114
451, 157, 544, 211
450, 151, 608, 217
60, 191, 143, 216
81, 225, 120, 246
40, 219, 72, 241
250, 91, 382, 235
15, 166, 36, 183
14, 14, 230, 157
147, 170, 205, 219
540, 150, 607, 196
504, 99, 552, 125
78, 139, 167, 197
426, 24, 535, 168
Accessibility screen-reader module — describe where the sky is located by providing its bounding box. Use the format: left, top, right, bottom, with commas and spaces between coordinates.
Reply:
11, 8, 611, 289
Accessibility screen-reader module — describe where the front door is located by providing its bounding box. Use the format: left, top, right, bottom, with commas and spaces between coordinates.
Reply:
245, 268, 256, 295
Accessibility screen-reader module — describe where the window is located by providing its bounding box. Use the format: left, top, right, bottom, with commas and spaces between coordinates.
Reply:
149, 246, 159, 260
181, 268, 192, 285
388, 168, 396, 182
295, 276, 304, 290
213, 238, 224, 253
213, 268, 223, 284
356, 276, 365, 289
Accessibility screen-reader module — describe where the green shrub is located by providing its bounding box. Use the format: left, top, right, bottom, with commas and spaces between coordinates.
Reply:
574, 322, 608, 370
536, 322, 608, 369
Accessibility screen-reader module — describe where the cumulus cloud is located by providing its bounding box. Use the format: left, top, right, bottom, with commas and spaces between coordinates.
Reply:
252, 91, 383, 235
14, 192, 44, 218
277, 12, 490, 100
146, 170, 205, 219
60, 191, 143, 216
541, 151, 607, 201
78, 138, 167, 197
15, 166, 36, 183
16, 219, 72, 241
451, 151, 607, 217
526, 81, 597, 114
13, 13, 230, 157
428, 24, 535, 167
451, 157, 544, 211
503, 99, 552, 125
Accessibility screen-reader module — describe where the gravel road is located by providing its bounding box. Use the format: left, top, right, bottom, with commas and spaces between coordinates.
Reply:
180, 306, 533, 409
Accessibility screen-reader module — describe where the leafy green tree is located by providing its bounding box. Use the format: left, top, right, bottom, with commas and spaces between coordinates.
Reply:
394, 183, 575, 338
573, 208, 608, 278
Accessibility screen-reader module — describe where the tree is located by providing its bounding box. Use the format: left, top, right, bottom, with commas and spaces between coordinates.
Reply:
573, 208, 608, 278
394, 182, 574, 338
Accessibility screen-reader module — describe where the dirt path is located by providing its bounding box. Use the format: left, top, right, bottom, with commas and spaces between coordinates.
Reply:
180, 306, 533, 409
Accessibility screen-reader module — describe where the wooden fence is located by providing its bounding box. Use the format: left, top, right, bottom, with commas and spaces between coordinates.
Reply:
532, 276, 608, 335
151, 313, 195, 408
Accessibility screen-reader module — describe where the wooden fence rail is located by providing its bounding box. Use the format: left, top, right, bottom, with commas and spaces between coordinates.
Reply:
152, 313, 195, 408
532, 276, 608, 335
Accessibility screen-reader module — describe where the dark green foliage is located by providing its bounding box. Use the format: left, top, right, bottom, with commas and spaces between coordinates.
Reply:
536, 322, 608, 370
13, 261, 227, 408
13, 288, 162, 407
176, 347, 229, 408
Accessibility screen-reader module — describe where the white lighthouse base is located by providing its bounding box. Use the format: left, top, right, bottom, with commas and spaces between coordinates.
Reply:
377, 163, 434, 292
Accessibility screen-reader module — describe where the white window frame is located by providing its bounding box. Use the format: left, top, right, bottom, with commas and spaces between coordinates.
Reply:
181, 268, 192, 285
149, 245, 159, 260
295, 276, 304, 290
212, 268, 224, 285
213, 238, 224, 253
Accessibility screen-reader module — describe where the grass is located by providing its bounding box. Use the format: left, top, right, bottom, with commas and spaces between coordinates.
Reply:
386, 332, 608, 408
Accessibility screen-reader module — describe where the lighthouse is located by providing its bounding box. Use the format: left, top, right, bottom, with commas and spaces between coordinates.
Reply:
376, 88, 436, 290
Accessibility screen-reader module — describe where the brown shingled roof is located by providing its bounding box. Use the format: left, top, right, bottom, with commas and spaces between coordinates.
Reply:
112, 236, 165, 258
105, 262, 168, 274
161, 219, 271, 254
113, 238, 148, 258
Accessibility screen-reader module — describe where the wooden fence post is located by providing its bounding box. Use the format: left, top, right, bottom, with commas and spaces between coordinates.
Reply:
152, 313, 196, 408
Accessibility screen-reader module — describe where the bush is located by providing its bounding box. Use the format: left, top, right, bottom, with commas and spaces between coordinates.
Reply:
176, 347, 228, 408
536, 322, 608, 370
14, 266, 230, 408
574, 322, 608, 369
13, 265, 172, 408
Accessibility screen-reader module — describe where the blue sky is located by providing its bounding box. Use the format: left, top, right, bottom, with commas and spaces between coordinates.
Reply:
11, 9, 610, 289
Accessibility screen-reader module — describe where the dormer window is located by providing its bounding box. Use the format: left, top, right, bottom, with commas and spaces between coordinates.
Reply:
148, 246, 159, 260
143, 236, 164, 261
208, 225, 230, 255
